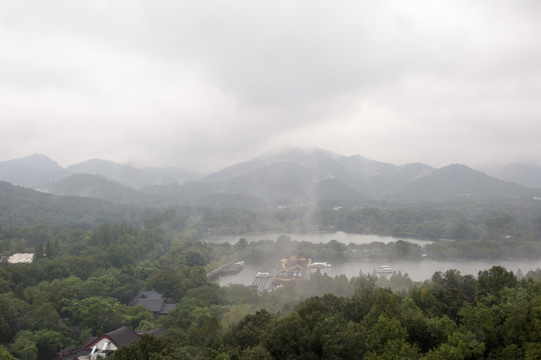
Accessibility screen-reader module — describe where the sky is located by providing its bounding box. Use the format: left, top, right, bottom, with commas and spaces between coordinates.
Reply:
1, 0, 541, 173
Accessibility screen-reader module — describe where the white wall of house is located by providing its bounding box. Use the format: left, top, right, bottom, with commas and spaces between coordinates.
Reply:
93, 338, 117, 351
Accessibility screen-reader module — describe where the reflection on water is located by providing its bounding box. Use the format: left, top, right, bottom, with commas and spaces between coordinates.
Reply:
217, 259, 541, 286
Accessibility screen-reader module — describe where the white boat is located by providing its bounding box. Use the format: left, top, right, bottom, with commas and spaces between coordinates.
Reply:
375, 265, 395, 274
256, 272, 271, 278
311, 262, 332, 268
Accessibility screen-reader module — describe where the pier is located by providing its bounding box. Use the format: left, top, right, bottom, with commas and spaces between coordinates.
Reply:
250, 265, 280, 292
207, 260, 244, 280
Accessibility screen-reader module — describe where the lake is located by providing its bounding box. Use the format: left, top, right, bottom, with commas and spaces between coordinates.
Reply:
207, 232, 541, 286
215, 258, 541, 286
205, 231, 433, 246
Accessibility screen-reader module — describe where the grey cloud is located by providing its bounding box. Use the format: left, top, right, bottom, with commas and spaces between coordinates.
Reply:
1, 0, 540, 172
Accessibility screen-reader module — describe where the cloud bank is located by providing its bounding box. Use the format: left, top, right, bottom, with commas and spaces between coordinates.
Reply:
1, 0, 540, 172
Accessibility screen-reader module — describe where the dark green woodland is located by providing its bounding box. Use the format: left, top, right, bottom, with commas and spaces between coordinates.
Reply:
2, 150, 541, 359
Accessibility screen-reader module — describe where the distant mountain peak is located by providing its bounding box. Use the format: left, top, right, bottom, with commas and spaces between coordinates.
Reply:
3, 153, 62, 168
1, 150, 537, 206
259, 147, 344, 161
486, 161, 541, 189
438, 163, 475, 172
0, 154, 64, 188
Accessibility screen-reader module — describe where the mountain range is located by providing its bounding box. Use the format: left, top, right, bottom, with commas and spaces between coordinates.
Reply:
1, 148, 540, 208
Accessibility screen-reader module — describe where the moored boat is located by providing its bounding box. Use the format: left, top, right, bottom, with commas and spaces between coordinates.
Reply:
221, 261, 245, 275
375, 265, 395, 274
311, 261, 332, 268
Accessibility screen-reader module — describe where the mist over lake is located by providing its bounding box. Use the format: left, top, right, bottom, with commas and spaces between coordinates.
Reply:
216, 258, 541, 286
205, 231, 434, 246
210, 232, 541, 286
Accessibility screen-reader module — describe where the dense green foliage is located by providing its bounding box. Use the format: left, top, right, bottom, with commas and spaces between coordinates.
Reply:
3, 175, 541, 243
0, 181, 150, 228
0, 212, 540, 359
106, 266, 541, 360
1, 191, 541, 359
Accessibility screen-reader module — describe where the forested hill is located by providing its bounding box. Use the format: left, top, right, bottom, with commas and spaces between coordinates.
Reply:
0, 181, 143, 228
138, 149, 541, 207
386, 164, 538, 202
1, 149, 540, 208
0, 154, 200, 189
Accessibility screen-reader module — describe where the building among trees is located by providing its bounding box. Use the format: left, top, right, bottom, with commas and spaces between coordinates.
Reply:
131, 289, 176, 318
59, 326, 162, 359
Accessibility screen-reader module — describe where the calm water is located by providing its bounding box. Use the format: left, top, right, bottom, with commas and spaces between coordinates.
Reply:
216, 259, 541, 286
208, 232, 541, 286
205, 231, 433, 246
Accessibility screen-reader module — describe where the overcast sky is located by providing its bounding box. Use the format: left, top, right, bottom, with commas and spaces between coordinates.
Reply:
1, 0, 540, 173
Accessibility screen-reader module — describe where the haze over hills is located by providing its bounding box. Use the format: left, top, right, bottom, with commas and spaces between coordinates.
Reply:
0, 148, 540, 208
386, 164, 538, 203
0, 154, 201, 191
66, 159, 201, 189
0, 154, 65, 188
483, 162, 541, 189
0, 180, 141, 227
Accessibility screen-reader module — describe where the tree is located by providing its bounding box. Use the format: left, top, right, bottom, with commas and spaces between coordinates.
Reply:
110, 334, 178, 360
0, 345, 17, 360
458, 303, 498, 353
10, 331, 38, 360
224, 309, 273, 350
44, 239, 60, 258
144, 265, 207, 301
363, 315, 419, 359
264, 312, 307, 359
234, 238, 248, 250
434, 330, 485, 360
65, 297, 124, 334
485, 214, 519, 239
398, 298, 454, 353
0, 293, 31, 341
184, 249, 207, 267
33, 329, 63, 359
264, 298, 362, 359
428, 270, 477, 321
121, 305, 154, 330
478, 266, 517, 298
238, 345, 273, 360
186, 307, 221, 347
33, 243, 44, 262
28, 303, 60, 331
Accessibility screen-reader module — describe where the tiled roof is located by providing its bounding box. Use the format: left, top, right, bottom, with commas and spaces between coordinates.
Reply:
80, 336, 98, 348
59, 348, 91, 360
104, 326, 141, 346
60, 327, 162, 360
134, 298, 166, 312
138, 288, 163, 299
132, 288, 175, 315
159, 303, 176, 314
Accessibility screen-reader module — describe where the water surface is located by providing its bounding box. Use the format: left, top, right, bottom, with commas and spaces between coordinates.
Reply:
208, 232, 541, 286
216, 259, 541, 286
206, 231, 433, 246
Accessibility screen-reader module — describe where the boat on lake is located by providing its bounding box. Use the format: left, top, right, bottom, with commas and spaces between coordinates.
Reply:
375, 265, 395, 274
220, 261, 245, 275
256, 272, 271, 278
311, 261, 332, 268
